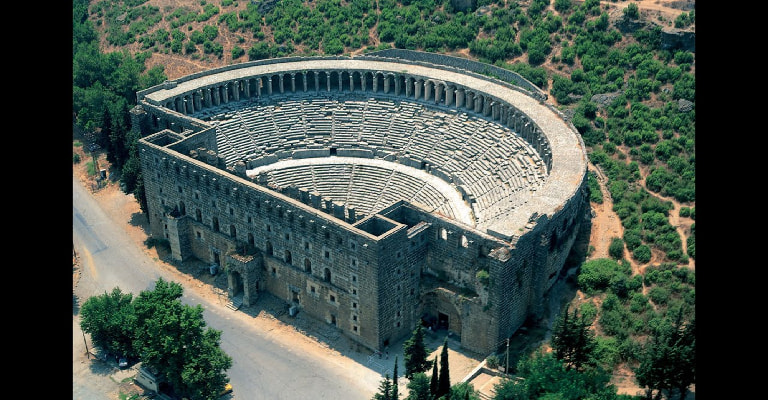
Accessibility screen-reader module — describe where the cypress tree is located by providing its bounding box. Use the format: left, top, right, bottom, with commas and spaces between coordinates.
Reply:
392, 356, 399, 400
437, 339, 451, 398
430, 357, 439, 397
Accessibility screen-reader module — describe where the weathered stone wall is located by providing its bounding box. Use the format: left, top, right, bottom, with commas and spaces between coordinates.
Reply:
364, 49, 547, 101
136, 55, 588, 355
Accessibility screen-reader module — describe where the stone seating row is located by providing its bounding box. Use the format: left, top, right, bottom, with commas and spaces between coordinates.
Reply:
201, 95, 548, 217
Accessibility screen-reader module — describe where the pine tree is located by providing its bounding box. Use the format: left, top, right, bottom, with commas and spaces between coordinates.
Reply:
635, 306, 695, 400
437, 339, 451, 399
551, 306, 596, 371
404, 325, 432, 379
430, 357, 439, 397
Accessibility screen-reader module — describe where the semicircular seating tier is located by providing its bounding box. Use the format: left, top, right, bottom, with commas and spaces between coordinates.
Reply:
141, 57, 587, 239
195, 92, 549, 230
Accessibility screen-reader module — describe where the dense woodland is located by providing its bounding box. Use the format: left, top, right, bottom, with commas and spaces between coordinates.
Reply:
73, 0, 695, 399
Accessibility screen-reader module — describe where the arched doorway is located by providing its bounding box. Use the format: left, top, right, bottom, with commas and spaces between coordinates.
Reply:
420, 291, 463, 337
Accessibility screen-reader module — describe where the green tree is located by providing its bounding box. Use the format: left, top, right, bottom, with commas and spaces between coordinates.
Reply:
577, 258, 623, 294
493, 350, 623, 400
437, 339, 451, 398
406, 372, 432, 400
373, 373, 393, 400
635, 307, 695, 400
79, 287, 136, 359
450, 381, 479, 400
393, 356, 400, 400
551, 306, 597, 371
404, 325, 432, 379
632, 244, 652, 263
133, 278, 232, 400
430, 358, 439, 397
608, 237, 625, 260
623, 2, 640, 19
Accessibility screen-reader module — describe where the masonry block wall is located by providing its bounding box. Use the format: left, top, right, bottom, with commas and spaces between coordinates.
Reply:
136, 55, 588, 355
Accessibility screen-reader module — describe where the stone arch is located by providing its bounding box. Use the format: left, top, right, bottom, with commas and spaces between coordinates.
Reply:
269, 74, 280, 94
420, 290, 463, 336
329, 70, 341, 91
340, 71, 352, 91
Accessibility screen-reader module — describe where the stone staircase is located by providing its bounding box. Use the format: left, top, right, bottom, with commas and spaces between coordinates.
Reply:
226, 294, 243, 311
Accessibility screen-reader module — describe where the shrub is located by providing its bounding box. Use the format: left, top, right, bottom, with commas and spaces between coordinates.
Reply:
577, 258, 621, 294
87, 161, 98, 176
73, 153, 82, 164
608, 237, 624, 260
632, 244, 652, 263
476, 270, 490, 286
486, 354, 499, 369
647, 286, 670, 306
579, 301, 597, 322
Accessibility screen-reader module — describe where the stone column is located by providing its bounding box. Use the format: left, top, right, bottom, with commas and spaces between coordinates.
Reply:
278, 74, 285, 94
445, 85, 454, 107
482, 97, 491, 116
424, 81, 432, 102
456, 88, 465, 108
194, 91, 202, 111
434, 83, 443, 104
203, 88, 212, 108
405, 77, 413, 98
383, 74, 391, 94
222, 84, 229, 104
465, 91, 473, 110
243, 78, 251, 99
213, 86, 221, 106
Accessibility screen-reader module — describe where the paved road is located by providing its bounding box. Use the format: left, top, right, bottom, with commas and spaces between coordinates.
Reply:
73, 175, 380, 399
